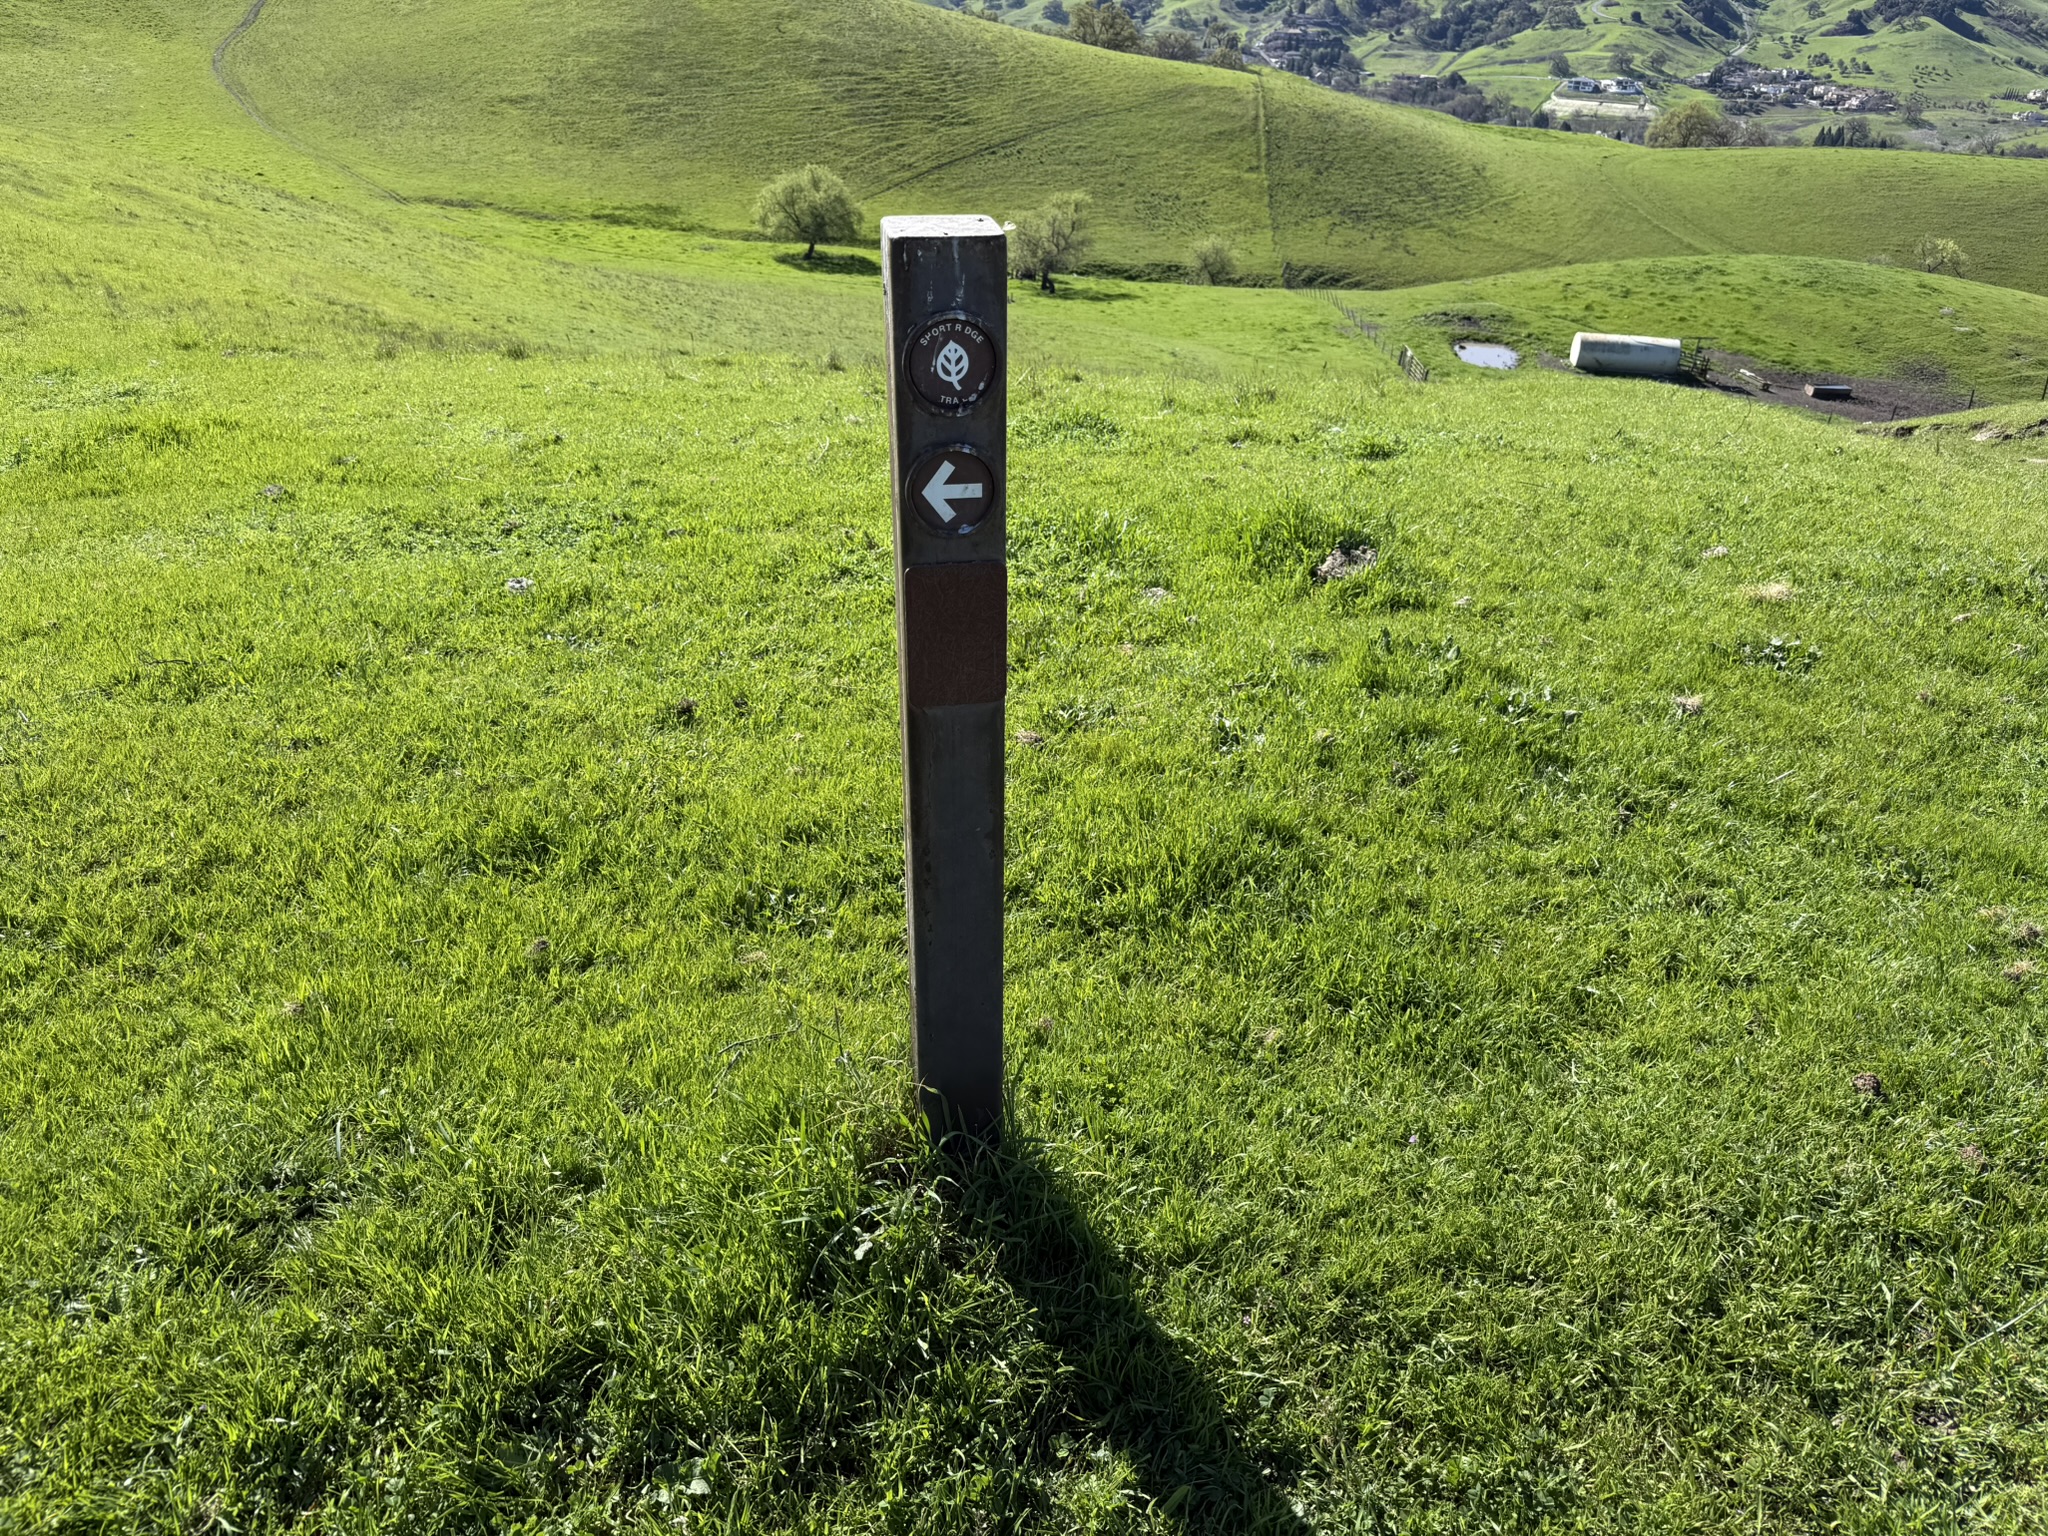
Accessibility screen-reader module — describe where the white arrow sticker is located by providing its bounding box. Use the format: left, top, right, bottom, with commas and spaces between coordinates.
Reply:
921, 458, 986, 524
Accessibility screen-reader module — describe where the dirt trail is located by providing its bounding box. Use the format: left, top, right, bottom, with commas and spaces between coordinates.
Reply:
211, 0, 404, 201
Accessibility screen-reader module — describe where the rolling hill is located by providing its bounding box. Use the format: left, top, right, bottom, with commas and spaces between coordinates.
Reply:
5, 0, 2045, 292
10, 163, 2048, 1536
192, 0, 2048, 289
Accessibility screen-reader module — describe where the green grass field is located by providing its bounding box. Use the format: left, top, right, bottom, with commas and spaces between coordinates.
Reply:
8, 0, 2048, 1530
10, 301, 2048, 1536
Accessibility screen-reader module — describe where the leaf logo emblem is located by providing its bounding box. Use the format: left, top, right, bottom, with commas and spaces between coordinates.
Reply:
934, 340, 972, 390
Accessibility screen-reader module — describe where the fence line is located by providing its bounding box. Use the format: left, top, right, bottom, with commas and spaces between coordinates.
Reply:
1324, 292, 1426, 381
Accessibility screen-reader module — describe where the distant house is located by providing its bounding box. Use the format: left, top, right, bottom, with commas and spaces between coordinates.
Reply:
1606, 77, 1646, 95
2029, 88, 2048, 102
2015, 110, 2048, 124
1565, 76, 1603, 93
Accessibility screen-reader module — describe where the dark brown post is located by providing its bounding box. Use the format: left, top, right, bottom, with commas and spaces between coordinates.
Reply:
882, 215, 1008, 1145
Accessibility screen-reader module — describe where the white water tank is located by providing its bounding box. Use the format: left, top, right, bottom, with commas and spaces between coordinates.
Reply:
1570, 332, 1684, 377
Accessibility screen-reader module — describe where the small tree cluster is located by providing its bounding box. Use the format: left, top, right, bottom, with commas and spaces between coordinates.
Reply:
1066, 0, 1143, 48
1814, 115, 1893, 147
1061, 2, 1246, 65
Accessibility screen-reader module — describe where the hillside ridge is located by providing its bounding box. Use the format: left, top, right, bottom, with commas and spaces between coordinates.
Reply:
197, 0, 2048, 291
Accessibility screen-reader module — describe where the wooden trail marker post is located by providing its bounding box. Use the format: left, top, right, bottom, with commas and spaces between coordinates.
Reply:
882, 215, 1008, 1145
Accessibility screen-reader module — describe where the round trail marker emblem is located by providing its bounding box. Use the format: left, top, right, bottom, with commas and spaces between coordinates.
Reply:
907, 448, 996, 535
908, 317, 997, 412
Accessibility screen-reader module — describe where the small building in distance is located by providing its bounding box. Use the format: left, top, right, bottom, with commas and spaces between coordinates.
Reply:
1564, 76, 1604, 93
1606, 77, 1646, 95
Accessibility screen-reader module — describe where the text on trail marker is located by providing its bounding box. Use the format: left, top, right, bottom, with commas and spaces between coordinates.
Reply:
907, 316, 998, 412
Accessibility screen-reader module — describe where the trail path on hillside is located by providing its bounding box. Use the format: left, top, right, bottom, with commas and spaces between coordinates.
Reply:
212, 0, 405, 201
1254, 74, 1282, 281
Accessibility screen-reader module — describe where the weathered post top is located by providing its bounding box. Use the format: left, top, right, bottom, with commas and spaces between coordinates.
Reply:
881, 214, 1008, 1146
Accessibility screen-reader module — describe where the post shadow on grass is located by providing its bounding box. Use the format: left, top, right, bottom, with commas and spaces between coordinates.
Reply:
772, 250, 880, 277
945, 1136, 1313, 1535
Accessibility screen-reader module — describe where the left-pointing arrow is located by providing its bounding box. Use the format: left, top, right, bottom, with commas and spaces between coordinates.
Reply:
922, 458, 986, 524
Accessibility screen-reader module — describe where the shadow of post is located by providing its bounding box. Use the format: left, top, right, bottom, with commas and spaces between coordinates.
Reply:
946, 1138, 1314, 1535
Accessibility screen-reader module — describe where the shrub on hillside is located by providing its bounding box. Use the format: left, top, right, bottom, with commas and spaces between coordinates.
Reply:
752, 165, 860, 260
1010, 194, 1092, 294
1646, 100, 1736, 147
1187, 237, 1236, 286
1914, 235, 1968, 276
1202, 26, 1249, 68
1149, 27, 1203, 59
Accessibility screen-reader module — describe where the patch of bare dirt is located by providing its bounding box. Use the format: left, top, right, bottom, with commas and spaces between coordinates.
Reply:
1695, 351, 1970, 423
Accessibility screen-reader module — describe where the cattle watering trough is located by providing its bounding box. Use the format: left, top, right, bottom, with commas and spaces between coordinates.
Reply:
1569, 332, 1684, 377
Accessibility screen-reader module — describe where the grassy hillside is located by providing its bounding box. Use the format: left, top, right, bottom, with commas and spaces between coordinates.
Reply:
0, 118, 1391, 381
8, 1, 2048, 1529
8, 296, 2048, 1532
8, 0, 2047, 292
190, 0, 2048, 290
1352, 253, 2048, 398
1347, 0, 2048, 111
